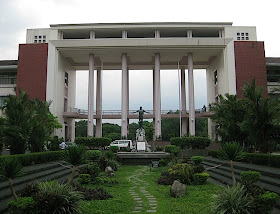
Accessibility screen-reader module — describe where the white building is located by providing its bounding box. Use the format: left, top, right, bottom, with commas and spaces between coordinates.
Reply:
0, 22, 270, 141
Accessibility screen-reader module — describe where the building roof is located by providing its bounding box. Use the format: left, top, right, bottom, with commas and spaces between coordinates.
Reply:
50, 22, 233, 28
266, 57, 280, 64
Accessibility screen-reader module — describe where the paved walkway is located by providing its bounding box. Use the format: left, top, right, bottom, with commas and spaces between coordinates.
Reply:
128, 166, 157, 213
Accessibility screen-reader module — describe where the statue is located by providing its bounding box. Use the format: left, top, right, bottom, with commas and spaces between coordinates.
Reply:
136, 106, 146, 129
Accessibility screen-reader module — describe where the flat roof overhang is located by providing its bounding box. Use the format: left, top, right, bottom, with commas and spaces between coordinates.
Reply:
50, 38, 232, 70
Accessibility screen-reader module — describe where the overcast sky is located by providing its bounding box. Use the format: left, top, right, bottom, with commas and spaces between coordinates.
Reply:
1, 0, 280, 122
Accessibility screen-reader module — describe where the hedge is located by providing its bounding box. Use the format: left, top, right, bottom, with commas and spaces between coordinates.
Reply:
75, 137, 112, 149
170, 136, 210, 149
0, 151, 63, 166
208, 150, 280, 168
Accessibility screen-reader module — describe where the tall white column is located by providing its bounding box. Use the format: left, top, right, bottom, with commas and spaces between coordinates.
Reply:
90, 30, 95, 39
154, 53, 161, 139
188, 53, 195, 136
96, 67, 102, 137
88, 54, 94, 137
127, 68, 129, 135
181, 67, 187, 136
121, 53, 128, 138
153, 69, 156, 140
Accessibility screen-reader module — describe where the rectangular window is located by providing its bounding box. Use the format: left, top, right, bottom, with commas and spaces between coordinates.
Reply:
237, 37, 240, 40
65, 71, 69, 86
0, 96, 6, 107
214, 70, 218, 84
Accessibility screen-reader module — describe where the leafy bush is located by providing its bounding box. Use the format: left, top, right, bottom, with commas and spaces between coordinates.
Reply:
8, 197, 37, 214
191, 156, 204, 166
240, 171, 261, 186
208, 150, 219, 158
0, 151, 62, 166
157, 176, 175, 185
193, 165, 205, 173
171, 137, 210, 150
212, 184, 253, 214
110, 146, 119, 153
169, 163, 194, 185
86, 150, 102, 162
253, 192, 279, 214
35, 180, 83, 213
78, 174, 91, 184
164, 145, 180, 156
75, 186, 112, 200
20, 183, 39, 197
156, 146, 164, 151
159, 158, 168, 166
75, 137, 112, 149
194, 172, 209, 185
104, 151, 117, 160
48, 136, 63, 151
98, 156, 108, 171
107, 159, 119, 171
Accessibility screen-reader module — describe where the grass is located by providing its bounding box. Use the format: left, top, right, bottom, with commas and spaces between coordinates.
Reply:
81, 165, 221, 214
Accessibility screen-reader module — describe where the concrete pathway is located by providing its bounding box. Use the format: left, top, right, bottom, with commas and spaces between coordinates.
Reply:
128, 166, 157, 213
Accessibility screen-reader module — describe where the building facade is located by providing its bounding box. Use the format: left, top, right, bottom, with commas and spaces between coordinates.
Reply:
0, 22, 273, 141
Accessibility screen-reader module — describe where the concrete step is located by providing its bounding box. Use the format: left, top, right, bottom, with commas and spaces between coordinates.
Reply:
203, 156, 280, 210
203, 161, 280, 189
0, 162, 74, 214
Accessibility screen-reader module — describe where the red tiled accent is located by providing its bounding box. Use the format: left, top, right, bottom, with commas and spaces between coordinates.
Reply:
234, 41, 267, 98
16, 44, 48, 101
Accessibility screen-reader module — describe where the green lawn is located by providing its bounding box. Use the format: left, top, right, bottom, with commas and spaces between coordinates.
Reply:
81, 165, 221, 214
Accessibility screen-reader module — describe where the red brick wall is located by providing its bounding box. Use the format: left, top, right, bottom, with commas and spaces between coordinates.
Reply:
234, 41, 267, 98
17, 44, 48, 101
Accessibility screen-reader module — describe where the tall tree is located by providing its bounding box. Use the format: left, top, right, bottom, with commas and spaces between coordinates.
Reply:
1, 90, 35, 154
211, 93, 246, 144
28, 99, 62, 152
241, 79, 279, 153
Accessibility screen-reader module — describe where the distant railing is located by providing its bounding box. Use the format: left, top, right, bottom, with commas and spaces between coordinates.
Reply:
64, 107, 211, 115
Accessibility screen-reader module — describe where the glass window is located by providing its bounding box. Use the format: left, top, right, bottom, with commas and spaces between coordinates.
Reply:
0, 96, 6, 107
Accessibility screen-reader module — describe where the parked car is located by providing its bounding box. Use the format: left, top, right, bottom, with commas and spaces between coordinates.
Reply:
108, 140, 134, 151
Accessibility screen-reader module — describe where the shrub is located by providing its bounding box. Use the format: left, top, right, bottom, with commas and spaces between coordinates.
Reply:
75, 186, 112, 200
194, 172, 209, 185
193, 165, 205, 173
86, 150, 102, 162
78, 174, 92, 184
98, 156, 108, 171
240, 171, 261, 186
170, 136, 210, 150
169, 163, 194, 185
107, 159, 119, 171
164, 145, 180, 156
110, 146, 119, 153
75, 137, 112, 149
104, 150, 117, 160
253, 192, 279, 214
157, 176, 175, 185
191, 156, 204, 166
212, 184, 253, 214
36, 180, 83, 213
159, 158, 168, 166
0, 151, 62, 166
8, 197, 37, 214
48, 136, 63, 151
20, 183, 39, 197
156, 146, 164, 151
86, 162, 100, 178
208, 150, 219, 158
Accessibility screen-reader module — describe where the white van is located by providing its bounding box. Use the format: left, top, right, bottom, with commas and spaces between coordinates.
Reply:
109, 140, 134, 151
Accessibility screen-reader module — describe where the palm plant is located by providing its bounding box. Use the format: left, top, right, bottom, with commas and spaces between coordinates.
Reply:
212, 184, 253, 214
0, 158, 24, 201
219, 142, 244, 186
211, 93, 246, 144
61, 145, 86, 185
